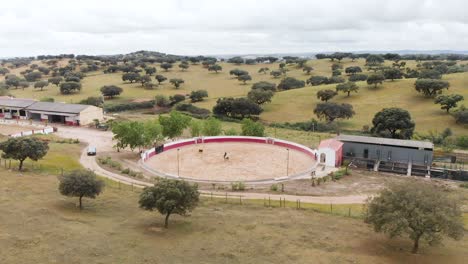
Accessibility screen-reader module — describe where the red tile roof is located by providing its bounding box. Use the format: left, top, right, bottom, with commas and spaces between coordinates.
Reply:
318, 139, 343, 151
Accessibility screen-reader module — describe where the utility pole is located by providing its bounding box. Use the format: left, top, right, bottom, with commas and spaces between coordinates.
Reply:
286, 148, 290, 176
177, 148, 180, 176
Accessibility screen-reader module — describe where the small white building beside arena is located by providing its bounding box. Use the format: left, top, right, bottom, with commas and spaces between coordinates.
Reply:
0, 98, 103, 126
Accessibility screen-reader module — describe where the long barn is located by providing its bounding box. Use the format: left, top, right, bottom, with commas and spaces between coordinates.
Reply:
335, 134, 433, 176
0, 98, 103, 126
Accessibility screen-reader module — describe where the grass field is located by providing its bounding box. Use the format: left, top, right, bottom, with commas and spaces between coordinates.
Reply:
2, 58, 467, 135
0, 134, 83, 174
1, 171, 467, 264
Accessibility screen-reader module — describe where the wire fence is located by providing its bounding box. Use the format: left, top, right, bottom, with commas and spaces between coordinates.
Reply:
0, 158, 367, 219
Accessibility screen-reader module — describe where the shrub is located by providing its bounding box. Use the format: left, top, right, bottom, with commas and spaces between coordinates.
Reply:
460, 183, 468, 189
456, 136, 468, 149
40, 97, 55, 102
155, 95, 170, 107
270, 184, 278, 192
79, 96, 104, 107
169, 94, 186, 105
231, 181, 245, 191
104, 100, 155, 112
175, 103, 211, 119
121, 168, 130, 174
189, 90, 208, 102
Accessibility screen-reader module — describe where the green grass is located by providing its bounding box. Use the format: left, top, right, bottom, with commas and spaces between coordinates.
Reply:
3, 58, 468, 135
1, 135, 83, 174
1, 171, 467, 264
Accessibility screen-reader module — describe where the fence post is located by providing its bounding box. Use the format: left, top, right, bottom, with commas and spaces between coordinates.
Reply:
298, 199, 301, 209
348, 207, 351, 217
268, 196, 271, 207
210, 192, 213, 200
9, 159, 11, 169
225, 193, 228, 203
330, 203, 333, 214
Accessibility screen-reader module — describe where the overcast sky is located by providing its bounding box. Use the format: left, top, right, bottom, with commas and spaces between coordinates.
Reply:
1, 0, 467, 57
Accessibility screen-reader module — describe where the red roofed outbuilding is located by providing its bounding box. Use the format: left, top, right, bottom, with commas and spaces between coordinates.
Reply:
317, 139, 343, 167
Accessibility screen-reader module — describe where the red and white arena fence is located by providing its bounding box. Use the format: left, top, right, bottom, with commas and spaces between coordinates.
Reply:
140, 136, 318, 183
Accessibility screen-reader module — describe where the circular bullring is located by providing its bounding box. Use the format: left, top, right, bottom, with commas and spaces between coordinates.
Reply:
140, 136, 317, 184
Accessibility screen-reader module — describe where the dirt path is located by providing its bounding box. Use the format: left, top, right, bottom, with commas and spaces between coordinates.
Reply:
55, 126, 370, 204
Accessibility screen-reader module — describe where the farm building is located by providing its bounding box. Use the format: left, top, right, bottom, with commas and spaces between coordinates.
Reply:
335, 135, 433, 176
0, 98, 103, 126
316, 139, 343, 167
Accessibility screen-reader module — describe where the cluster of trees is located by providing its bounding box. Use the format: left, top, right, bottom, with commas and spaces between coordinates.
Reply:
122, 72, 173, 89
306, 75, 345, 86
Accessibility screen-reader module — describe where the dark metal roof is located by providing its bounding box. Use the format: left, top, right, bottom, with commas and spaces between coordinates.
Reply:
0, 98, 35, 108
335, 135, 433, 150
26, 102, 92, 114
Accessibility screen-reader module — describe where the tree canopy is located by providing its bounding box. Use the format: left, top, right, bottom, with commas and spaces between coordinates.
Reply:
100, 85, 123, 98
247, 89, 274, 105
213, 97, 263, 119
189, 90, 208, 102
371, 108, 415, 139
313, 102, 355, 122
159, 111, 191, 139
139, 179, 199, 228
202, 117, 222, 136
317, 89, 338, 102
414, 79, 450, 97
0, 137, 49, 170
366, 180, 464, 253
160, 62, 173, 71
278, 77, 305, 90
169, 78, 185, 88
366, 54, 385, 66
241, 119, 265, 137
229, 68, 248, 78
59, 81, 82, 94
48, 76, 63, 86
367, 73, 385, 88
238, 74, 252, 84
58, 170, 104, 210
112, 120, 163, 151
345, 66, 362, 75
383, 68, 403, 81
336, 81, 359, 97
208, 64, 222, 73
34, 80, 48, 91
122, 72, 140, 83
155, 74, 167, 84
251, 81, 276, 92
434, 94, 464, 113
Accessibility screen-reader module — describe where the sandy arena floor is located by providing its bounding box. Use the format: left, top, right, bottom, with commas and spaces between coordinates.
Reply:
145, 142, 316, 182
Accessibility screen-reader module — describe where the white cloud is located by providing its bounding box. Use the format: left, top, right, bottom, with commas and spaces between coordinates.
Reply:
0, 0, 467, 56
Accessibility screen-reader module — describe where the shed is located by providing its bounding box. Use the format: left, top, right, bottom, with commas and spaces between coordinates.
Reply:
317, 139, 343, 167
